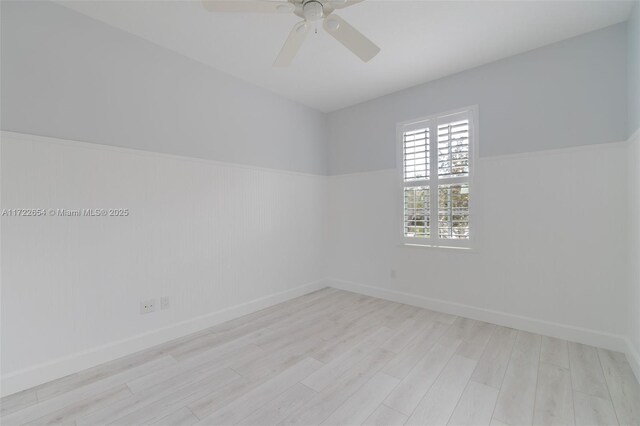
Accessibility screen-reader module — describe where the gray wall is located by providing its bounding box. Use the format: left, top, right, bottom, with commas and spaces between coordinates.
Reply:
0, 1, 328, 175
630, 2, 640, 135
327, 23, 628, 175
1, 0, 633, 176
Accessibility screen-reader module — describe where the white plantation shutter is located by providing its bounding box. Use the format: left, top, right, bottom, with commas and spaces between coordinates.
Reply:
403, 128, 429, 181
404, 186, 430, 238
438, 118, 469, 178
399, 108, 475, 247
438, 183, 470, 239
401, 120, 432, 240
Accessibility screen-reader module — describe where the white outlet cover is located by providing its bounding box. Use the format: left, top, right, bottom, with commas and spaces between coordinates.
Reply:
140, 299, 156, 314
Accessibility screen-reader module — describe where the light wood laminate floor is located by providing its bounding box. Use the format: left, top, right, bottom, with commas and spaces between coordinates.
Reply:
1, 288, 639, 425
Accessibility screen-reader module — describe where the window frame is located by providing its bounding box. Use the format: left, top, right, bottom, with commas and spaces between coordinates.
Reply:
396, 105, 478, 249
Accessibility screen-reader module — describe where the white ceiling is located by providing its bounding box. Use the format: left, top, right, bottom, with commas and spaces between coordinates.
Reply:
58, 0, 634, 112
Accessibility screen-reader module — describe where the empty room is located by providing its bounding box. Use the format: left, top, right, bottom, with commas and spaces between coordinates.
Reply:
1, 0, 639, 425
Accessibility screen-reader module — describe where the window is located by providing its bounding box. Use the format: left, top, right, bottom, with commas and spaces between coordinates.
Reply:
398, 107, 476, 248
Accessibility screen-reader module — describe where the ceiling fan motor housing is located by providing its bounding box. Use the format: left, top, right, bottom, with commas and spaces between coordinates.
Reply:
202, 0, 380, 66
302, 1, 324, 21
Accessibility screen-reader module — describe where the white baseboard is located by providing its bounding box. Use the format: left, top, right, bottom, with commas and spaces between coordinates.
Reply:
4, 277, 639, 396
328, 278, 632, 357
625, 338, 640, 384
0, 280, 326, 397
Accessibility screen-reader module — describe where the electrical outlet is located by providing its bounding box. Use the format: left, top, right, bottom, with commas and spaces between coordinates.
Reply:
161, 296, 170, 310
140, 299, 156, 314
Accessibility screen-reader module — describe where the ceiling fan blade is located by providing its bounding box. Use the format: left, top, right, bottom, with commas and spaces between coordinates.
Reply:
323, 14, 380, 62
273, 21, 309, 67
326, 0, 364, 10
202, 0, 294, 13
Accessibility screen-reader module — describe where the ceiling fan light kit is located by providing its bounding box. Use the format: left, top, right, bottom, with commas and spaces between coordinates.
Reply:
202, 0, 380, 66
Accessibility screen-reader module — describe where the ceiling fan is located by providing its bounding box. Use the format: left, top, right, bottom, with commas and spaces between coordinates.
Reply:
202, 0, 380, 66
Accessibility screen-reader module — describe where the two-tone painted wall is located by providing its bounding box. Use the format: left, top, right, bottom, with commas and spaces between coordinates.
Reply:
326, 20, 639, 376
0, 1, 328, 395
2, 0, 639, 395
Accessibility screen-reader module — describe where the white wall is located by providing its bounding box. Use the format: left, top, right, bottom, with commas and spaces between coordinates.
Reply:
0, 1, 327, 175
629, 2, 640, 135
627, 1, 640, 379
0, 132, 327, 394
325, 21, 633, 358
629, 131, 640, 378
0, 0, 330, 395
328, 142, 628, 349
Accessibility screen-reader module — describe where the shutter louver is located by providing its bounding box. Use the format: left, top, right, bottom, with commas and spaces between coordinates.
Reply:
437, 119, 469, 178
403, 128, 429, 181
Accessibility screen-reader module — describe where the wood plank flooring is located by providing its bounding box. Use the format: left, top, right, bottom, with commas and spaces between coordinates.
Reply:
1, 288, 639, 425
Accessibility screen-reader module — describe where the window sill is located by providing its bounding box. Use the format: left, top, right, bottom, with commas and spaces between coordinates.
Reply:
399, 243, 477, 253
